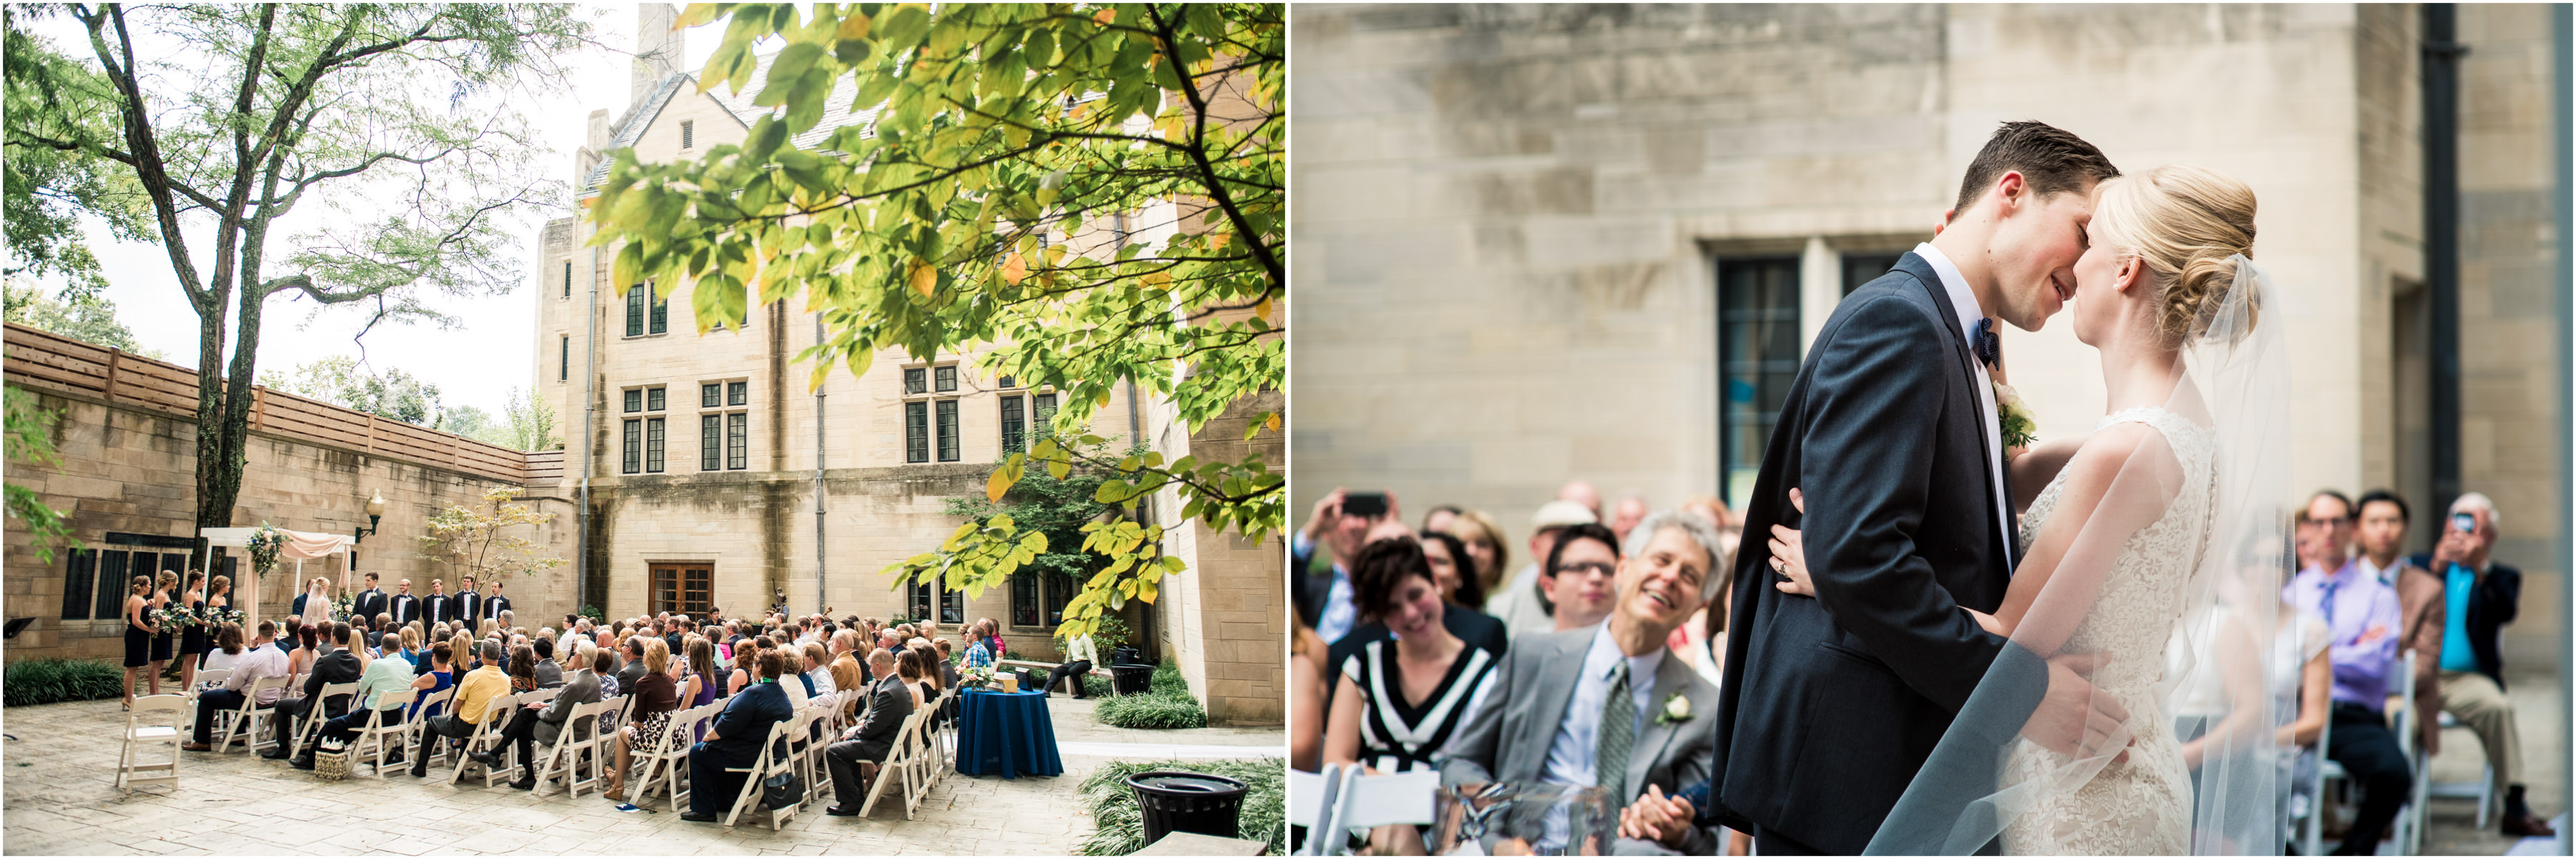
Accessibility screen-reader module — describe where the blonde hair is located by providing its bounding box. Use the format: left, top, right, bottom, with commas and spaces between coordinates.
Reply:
2088, 164, 2259, 344
1443, 510, 1511, 593
644, 636, 672, 674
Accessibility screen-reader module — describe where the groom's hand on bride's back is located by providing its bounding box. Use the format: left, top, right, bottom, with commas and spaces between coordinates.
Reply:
2022, 652, 2134, 762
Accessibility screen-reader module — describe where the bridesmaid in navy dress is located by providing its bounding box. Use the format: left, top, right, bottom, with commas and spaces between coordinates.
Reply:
178, 570, 212, 690
148, 570, 177, 694
121, 576, 157, 709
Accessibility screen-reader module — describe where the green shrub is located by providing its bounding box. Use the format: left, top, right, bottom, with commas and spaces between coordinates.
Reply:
1082, 674, 1113, 698
1094, 659, 1209, 729
1077, 759, 1286, 856
4, 658, 128, 707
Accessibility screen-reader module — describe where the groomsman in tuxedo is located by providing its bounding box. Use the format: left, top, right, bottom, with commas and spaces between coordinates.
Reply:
352, 573, 390, 627
450, 576, 482, 630
424, 579, 451, 626
484, 581, 513, 624
1443, 512, 1729, 854
389, 579, 421, 626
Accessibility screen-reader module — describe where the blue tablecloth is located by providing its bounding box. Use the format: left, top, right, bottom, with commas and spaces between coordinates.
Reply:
955, 688, 1063, 779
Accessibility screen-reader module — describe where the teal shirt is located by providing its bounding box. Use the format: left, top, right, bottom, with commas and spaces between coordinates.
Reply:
2439, 563, 2478, 673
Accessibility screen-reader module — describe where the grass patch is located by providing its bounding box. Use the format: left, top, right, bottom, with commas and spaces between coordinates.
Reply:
4, 657, 127, 707
1077, 759, 1285, 856
1093, 660, 1209, 729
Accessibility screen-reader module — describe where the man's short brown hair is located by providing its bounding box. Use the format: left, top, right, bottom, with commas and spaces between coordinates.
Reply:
1949, 120, 2121, 221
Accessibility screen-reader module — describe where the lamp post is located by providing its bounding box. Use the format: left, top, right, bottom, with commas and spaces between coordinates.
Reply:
352, 490, 386, 568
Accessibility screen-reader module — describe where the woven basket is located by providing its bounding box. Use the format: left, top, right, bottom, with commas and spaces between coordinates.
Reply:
313, 746, 351, 781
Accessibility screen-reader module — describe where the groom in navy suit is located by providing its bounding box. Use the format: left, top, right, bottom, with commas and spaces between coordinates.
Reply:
1712, 122, 2130, 855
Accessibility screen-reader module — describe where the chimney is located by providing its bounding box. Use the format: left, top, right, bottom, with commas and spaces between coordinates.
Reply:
632, 4, 681, 105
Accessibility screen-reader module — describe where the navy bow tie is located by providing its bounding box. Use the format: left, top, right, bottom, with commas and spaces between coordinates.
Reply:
1972, 317, 2001, 369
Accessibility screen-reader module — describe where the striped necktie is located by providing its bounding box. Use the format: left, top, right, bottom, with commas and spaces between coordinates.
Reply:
1597, 661, 1635, 800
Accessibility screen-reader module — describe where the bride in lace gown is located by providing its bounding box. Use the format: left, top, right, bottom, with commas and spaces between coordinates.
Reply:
1770, 165, 2293, 855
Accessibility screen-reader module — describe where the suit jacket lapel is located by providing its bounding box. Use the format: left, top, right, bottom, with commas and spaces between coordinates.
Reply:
1627, 654, 1693, 797
1523, 634, 1586, 783
1902, 255, 2016, 576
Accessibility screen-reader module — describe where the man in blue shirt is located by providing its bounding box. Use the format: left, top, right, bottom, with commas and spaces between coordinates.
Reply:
2282, 490, 2411, 855
2412, 493, 2556, 838
683, 649, 794, 822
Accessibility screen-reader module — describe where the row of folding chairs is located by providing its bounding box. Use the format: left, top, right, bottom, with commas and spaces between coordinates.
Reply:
1289, 764, 1441, 856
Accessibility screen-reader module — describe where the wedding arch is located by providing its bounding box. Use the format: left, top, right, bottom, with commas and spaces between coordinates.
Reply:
195, 527, 355, 633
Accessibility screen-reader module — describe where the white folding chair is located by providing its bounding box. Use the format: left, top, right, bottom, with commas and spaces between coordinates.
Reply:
2422, 710, 2497, 828
215, 675, 292, 755
530, 699, 607, 797
1320, 770, 1442, 856
2391, 651, 2421, 855
1289, 763, 1344, 856
590, 696, 630, 788
784, 706, 826, 808
449, 693, 523, 787
2301, 704, 2336, 858
118, 694, 187, 792
633, 703, 706, 811
288, 681, 358, 757
184, 669, 231, 739
350, 691, 417, 777
857, 710, 927, 820
408, 686, 459, 771
721, 719, 801, 830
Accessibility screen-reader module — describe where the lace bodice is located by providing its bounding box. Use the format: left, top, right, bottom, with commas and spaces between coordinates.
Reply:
2001, 406, 2218, 854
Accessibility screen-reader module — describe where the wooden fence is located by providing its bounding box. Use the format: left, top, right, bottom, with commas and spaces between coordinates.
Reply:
4, 322, 542, 485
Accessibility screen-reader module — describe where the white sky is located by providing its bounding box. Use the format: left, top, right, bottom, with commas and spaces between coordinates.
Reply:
22, 5, 732, 416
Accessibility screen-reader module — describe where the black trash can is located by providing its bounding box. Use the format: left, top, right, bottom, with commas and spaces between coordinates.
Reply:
1128, 770, 1249, 843
1111, 646, 1144, 666
1110, 663, 1155, 696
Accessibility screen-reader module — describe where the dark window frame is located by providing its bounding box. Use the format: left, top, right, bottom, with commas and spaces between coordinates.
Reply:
935, 399, 960, 462
726, 412, 748, 470
625, 284, 645, 336
1000, 395, 1025, 453
933, 365, 957, 392
624, 389, 643, 414
727, 382, 748, 407
701, 383, 721, 409
623, 419, 643, 474
1717, 256, 1802, 509
904, 401, 930, 463
645, 417, 665, 472
645, 386, 665, 412
701, 414, 722, 471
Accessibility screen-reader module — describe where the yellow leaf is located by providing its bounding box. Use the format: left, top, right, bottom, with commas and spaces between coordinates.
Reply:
909, 258, 937, 298
985, 457, 1018, 502
1000, 252, 1028, 286
1141, 271, 1171, 288
1265, 412, 1282, 432
1254, 295, 1272, 319
1206, 232, 1229, 251
836, 11, 871, 39
1093, 7, 1116, 25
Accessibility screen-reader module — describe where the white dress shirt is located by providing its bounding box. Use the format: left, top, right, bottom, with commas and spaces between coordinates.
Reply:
1912, 243, 2016, 571
1538, 624, 1665, 789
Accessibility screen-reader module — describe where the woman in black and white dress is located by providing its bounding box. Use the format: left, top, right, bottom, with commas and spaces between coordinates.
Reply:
1324, 536, 1501, 855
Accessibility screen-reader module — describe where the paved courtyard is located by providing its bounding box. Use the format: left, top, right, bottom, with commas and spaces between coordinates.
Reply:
1, 694, 1283, 855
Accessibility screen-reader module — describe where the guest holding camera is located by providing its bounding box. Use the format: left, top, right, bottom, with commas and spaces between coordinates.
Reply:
2413, 492, 2557, 838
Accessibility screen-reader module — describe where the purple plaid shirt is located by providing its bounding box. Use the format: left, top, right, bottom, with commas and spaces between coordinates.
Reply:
2281, 558, 2403, 707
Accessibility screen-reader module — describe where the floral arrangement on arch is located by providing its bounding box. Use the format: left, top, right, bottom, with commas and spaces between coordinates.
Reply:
245, 525, 285, 578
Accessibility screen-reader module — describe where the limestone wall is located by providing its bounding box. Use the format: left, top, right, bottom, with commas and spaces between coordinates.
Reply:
3, 389, 573, 664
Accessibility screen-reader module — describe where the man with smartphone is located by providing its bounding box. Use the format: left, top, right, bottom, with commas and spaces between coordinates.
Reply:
2411, 492, 2557, 838
1293, 487, 1395, 643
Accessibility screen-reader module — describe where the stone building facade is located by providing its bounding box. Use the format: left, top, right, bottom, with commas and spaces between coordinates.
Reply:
1292, 4, 2564, 661
531, 8, 1283, 721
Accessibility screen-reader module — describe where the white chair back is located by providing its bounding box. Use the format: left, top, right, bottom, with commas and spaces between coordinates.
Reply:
1289, 763, 1343, 855
1321, 770, 1442, 855
118, 694, 188, 791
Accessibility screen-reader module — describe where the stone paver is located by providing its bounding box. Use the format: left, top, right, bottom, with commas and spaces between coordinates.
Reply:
2, 693, 1283, 855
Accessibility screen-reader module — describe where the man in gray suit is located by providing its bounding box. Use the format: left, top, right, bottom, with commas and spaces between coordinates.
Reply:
1441, 510, 1727, 855
823, 649, 914, 815
477, 641, 602, 790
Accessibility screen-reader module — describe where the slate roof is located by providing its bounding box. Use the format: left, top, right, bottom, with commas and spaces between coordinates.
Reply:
581, 49, 877, 197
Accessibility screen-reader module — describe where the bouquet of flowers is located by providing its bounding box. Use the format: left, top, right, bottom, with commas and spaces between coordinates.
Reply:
205, 606, 246, 628
958, 666, 1000, 690
329, 594, 357, 623
150, 604, 197, 634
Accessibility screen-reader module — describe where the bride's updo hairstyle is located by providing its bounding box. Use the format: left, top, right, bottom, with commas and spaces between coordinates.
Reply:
2087, 164, 2259, 344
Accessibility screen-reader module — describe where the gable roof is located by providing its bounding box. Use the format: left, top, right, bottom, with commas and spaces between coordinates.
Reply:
581, 50, 877, 197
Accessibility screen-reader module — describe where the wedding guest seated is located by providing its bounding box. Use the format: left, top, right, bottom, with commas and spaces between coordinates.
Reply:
802, 642, 836, 699
409, 643, 457, 723
531, 638, 565, 688
265, 621, 363, 761
298, 625, 415, 769
182, 621, 286, 751
823, 649, 914, 815
605, 638, 686, 802
2285, 490, 2411, 854
1324, 538, 1504, 854
1443, 511, 1727, 855
1050, 632, 1098, 699
2415, 492, 2557, 837
198, 623, 248, 679
779, 647, 812, 709
616, 638, 651, 696
507, 644, 540, 694
1538, 523, 1622, 634
682, 649, 795, 822
475, 641, 602, 790
594, 646, 623, 698
932, 639, 962, 691
2353, 490, 2446, 762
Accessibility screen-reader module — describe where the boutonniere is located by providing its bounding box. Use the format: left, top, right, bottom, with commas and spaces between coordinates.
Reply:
1657, 692, 1692, 726
1993, 382, 2036, 451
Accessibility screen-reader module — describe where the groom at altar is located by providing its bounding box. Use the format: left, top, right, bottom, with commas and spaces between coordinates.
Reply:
1440, 512, 1729, 855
